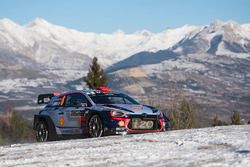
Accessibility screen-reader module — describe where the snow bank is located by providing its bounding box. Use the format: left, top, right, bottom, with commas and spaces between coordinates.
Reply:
0, 125, 249, 167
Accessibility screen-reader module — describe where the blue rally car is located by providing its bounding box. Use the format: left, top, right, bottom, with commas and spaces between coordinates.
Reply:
33, 87, 169, 142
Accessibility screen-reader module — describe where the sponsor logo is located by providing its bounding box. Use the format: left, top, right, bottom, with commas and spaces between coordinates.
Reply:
130, 106, 143, 110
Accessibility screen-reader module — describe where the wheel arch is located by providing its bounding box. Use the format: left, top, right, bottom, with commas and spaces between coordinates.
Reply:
87, 111, 104, 125
33, 114, 58, 140
87, 111, 104, 137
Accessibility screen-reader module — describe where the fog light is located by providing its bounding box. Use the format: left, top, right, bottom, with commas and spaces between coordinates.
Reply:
118, 121, 125, 126
59, 116, 64, 126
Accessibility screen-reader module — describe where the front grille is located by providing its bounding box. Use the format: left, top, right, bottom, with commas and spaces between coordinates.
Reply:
127, 115, 160, 130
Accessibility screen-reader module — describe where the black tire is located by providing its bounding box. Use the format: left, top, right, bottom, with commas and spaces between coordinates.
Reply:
36, 121, 49, 142
36, 120, 58, 142
88, 115, 103, 138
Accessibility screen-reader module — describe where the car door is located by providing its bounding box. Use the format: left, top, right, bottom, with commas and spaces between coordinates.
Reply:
60, 93, 90, 128
46, 96, 64, 128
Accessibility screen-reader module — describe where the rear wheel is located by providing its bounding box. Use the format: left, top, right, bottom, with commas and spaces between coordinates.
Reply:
36, 121, 49, 142
88, 115, 103, 138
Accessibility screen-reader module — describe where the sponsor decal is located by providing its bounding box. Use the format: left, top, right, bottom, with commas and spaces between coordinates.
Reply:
71, 110, 83, 116
61, 129, 81, 133
130, 106, 143, 110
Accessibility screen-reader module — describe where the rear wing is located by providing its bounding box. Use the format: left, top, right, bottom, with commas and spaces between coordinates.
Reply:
37, 93, 59, 104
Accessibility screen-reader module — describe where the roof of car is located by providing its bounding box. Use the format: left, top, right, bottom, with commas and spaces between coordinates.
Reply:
57, 88, 122, 97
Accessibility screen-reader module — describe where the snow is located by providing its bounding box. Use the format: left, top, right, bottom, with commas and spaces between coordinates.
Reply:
216, 43, 250, 59
0, 125, 249, 167
183, 88, 207, 95
0, 78, 52, 93
0, 18, 198, 67
0, 18, 249, 72
14, 105, 43, 111
46, 70, 88, 80
141, 58, 207, 76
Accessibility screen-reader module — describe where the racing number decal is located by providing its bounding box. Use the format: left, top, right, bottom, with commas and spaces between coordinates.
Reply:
141, 121, 152, 127
132, 119, 154, 129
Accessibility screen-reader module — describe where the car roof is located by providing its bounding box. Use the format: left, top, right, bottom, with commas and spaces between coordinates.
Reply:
57, 89, 123, 98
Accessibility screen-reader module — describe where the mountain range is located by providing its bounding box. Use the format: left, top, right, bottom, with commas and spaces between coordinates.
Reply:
0, 18, 249, 123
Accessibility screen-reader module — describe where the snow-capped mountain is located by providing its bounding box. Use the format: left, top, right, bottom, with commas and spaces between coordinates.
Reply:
108, 21, 250, 122
173, 20, 250, 56
0, 18, 197, 74
1, 18, 250, 123
108, 20, 250, 72
0, 17, 198, 115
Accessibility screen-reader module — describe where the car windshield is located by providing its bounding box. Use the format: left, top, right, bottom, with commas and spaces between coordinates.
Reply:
89, 93, 139, 105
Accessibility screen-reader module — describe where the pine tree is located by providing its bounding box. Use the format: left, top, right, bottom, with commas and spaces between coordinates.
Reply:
84, 57, 108, 89
212, 115, 220, 126
167, 97, 198, 130
212, 115, 228, 126
231, 110, 241, 125
179, 98, 196, 129
168, 104, 180, 130
0, 107, 35, 144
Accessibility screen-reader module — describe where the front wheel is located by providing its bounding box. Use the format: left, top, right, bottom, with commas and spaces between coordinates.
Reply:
88, 115, 103, 138
36, 121, 49, 142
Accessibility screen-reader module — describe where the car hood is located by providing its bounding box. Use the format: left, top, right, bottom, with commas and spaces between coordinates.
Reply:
101, 104, 159, 115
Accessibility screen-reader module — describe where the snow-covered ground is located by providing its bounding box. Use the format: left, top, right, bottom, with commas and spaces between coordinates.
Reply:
1, 125, 250, 167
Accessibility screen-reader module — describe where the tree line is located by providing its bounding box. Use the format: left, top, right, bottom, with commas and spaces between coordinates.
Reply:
0, 107, 34, 145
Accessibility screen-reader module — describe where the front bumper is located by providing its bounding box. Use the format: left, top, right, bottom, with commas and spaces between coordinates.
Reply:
111, 115, 165, 134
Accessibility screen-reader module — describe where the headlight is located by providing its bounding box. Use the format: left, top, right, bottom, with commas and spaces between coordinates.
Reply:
110, 110, 126, 117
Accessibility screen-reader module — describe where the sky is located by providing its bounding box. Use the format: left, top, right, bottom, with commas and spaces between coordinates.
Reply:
0, 0, 249, 33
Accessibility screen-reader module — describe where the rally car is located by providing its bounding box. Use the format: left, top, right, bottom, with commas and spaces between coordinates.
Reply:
33, 87, 169, 142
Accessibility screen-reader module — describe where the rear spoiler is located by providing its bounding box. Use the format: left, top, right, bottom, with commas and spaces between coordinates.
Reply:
37, 93, 59, 104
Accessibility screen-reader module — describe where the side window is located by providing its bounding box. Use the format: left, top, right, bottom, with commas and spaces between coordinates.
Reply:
47, 97, 60, 107
108, 96, 125, 104
64, 94, 90, 107
124, 98, 133, 104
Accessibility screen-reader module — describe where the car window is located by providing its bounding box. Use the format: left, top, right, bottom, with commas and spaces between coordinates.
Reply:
107, 96, 125, 104
89, 93, 139, 104
124, 97, 135, 104
47, 97, 60, 107
64, 93, 90, 107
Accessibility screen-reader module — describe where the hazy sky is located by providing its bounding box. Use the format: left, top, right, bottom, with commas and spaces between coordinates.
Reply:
0, 0, 249, 33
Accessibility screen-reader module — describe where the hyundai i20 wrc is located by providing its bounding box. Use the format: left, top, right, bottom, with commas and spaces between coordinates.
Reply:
33, 87, 169, 142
